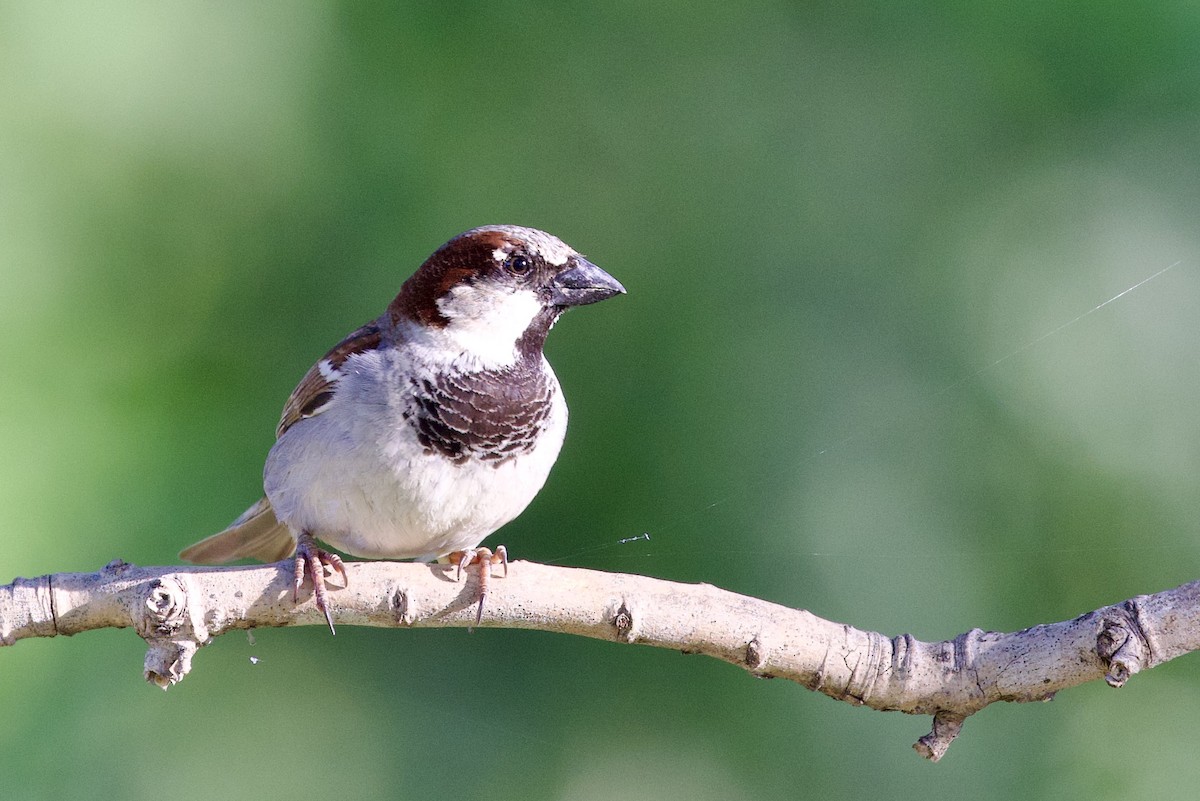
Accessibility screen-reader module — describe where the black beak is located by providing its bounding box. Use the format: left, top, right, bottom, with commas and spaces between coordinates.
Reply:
548, 257, 626, 307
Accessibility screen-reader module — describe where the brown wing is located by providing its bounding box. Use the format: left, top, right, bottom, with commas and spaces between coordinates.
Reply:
275, 321, 384, 438
182, 320, 388, 565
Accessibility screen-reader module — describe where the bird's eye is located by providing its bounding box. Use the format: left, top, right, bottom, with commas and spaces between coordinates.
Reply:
505, 253, 532, 275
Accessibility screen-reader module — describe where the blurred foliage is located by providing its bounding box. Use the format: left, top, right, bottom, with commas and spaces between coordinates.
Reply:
2, 1, 1200, 799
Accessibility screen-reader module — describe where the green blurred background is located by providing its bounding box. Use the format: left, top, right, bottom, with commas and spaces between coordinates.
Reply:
3, 2, 1199, 798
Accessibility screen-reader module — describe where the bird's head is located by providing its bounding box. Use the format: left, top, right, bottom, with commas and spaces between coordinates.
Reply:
390, 225, 625, 367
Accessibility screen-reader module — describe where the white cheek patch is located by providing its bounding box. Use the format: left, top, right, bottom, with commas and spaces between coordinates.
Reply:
433, 282, 543, 367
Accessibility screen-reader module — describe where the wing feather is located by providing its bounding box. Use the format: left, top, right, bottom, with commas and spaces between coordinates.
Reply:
275, 321, 384, 437
179, 497, 295, 563
181, 319, 387, 564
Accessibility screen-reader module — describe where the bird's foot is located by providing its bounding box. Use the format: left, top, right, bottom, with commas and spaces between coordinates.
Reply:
293, 532, 348, 635
448, 545, 508, 629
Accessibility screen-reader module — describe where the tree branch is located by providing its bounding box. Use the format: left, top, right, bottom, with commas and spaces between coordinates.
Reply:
2, 559, 1196, 761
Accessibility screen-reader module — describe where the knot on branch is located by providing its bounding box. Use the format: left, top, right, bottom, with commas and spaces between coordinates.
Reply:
391, 585, 415, 626
1097, 604, 1149, 688
137, 574, 208, 691
102, 558, 134, 575
746, 636, 768, 673
610, 599, 638, 642
141, 578, 189, 638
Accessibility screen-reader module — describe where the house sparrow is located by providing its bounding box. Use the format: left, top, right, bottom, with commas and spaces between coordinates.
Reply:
180, 225, 625, 632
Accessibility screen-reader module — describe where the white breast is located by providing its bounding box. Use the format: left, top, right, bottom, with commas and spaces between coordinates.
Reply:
262, 345, 568, 560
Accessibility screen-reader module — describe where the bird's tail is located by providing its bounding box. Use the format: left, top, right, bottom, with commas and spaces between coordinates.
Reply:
179, 497, 296, 564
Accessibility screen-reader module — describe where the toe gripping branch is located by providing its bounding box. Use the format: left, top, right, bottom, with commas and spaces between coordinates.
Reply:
450, 546, 508, 629
288, 537, 508, 635
293, 534, 348, 635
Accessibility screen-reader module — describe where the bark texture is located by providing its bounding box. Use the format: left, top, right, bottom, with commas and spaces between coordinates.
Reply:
3, 559, 1196, 761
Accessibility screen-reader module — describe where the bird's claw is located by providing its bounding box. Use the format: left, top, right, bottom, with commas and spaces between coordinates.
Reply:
293, 533, 348, 635
449, 545, 508, 629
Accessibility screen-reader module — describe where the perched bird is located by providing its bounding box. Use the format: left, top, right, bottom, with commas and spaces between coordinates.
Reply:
180, 225, 625, 631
